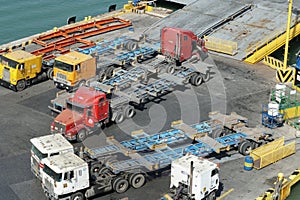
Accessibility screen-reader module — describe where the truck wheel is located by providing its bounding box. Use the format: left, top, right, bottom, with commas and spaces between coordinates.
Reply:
166, 65, 175, 74
211, 128, 223, 139
124, 105, 135, 119
77, 129, 87, 142
90, 163, 102, 177
206, 191, 216, 200
47, 68, 54, 80
129, 173, 146, 189
98, 72, 107, 82
190, 73, 203, 86
239, 140, 253, 156
71, 192, 84, 200
203, 72, 210, 82
125, 40, 139, 51
113, 177, 129, 193
78, 80, 86, 87
105, 66, 115, 79
16, 80, 26, 91
115, 111, 125, 124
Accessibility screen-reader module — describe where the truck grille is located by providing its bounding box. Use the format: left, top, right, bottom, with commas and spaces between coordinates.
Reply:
44, 178, 54, 194
3, 68, 10, 82
56, 72, 67, 84
31, 157, 40, 176
54, 122, 66, 133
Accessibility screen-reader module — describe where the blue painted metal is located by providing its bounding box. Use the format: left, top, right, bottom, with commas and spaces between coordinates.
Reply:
191, 121, 212, 133
215, 132, 247, 146
120, 129, 187, 151
115, 47, 156, 64
261, 104, 284, 129
86, 145, 120, 159
77, 36, 129, 55
183, 142, 213, 157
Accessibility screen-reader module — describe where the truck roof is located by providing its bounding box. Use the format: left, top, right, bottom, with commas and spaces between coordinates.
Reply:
3, 50, 36, 62
70, 86, 105, 107
44, 152, 87, 173
55, 51, 93, 65
172, 154, 218, 173
161, 27, 197, 39
30, 134, 73, 154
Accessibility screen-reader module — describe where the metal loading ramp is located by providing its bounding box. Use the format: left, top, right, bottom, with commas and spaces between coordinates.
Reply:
144, 0, 300, 63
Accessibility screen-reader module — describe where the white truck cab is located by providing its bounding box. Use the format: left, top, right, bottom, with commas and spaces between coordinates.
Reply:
41, 152, 89, 200
30, 134, 74, 179
170, 154, 219, 200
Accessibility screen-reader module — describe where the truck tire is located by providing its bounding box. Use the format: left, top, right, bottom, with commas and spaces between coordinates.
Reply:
15, 80, 26, 91
77, 129, 87, 142
105, 66, 115, 79
125, 40, 139, 51
203, 72, 210, 82
98, 71, 107, 82
129, 173, 146, 189
124, 105, 135, 119
78, 80, 86, 87
71, 192, 84, 200
166, 65, 175, 74
211, 128, 223, 139
239, 140, 253, 156
90, 163, 102, 177
113, 177, 129, 193
47, 68, 54, 80
190, 73, 203, 86
115, 111, 125, 124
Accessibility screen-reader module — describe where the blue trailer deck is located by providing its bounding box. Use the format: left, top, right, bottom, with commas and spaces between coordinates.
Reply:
85, 120, 249, 173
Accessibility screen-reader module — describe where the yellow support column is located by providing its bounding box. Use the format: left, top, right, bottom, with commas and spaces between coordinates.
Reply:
276, 0, 294, 83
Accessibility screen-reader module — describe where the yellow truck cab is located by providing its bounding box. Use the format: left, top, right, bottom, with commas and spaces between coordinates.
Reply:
0, 50, 42, 91
53, 51, 96, 91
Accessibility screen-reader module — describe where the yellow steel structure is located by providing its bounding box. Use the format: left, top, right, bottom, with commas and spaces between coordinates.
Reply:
244, 0, 299, 64
244, 22, 300, 64
281, 106, 300, 120
256, 169, 300, 200
203, 36, 238, 56
250, 137, 295, 170
263, 56, 284, 70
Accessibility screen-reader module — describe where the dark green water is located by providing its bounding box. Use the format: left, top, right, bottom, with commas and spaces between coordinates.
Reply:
271, 35, 300, 66
0, 0, 128, 45
287, 181, 300, 200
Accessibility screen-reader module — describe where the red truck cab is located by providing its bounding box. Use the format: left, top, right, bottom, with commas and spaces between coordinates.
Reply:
51, 86, 109, 141
161, 27, 206, 63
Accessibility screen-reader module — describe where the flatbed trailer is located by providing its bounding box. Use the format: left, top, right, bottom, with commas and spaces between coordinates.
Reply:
41, 113, 276, 200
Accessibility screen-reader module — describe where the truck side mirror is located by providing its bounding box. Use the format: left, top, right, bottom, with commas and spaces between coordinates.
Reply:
19, 64, 24, 71
86, 109, 91, 117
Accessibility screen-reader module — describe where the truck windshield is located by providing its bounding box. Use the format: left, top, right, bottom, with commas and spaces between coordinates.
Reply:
31, 145, 47, 160
55, 60, 74, 72
0, 55, 19, 69
67, 101, 84, 114
43, 164, 62, 182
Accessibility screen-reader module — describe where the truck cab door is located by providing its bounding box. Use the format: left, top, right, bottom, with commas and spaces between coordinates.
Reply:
64, 171, 76, 191
181, 34, 192, 62
17, 63, 26, 79
97, 98, 109, 121
210, 168, 219, 189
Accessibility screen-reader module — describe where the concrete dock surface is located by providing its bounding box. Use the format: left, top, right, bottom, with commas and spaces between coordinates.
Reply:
0, 1, 299, 200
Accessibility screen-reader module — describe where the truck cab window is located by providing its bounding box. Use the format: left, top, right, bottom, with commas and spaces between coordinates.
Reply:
75, 64, 80, 71
64, 171, 74, 180
211, 168, 219, 177
184, 35, 188, 41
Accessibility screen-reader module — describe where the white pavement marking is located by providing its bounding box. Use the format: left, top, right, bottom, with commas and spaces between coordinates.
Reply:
10, 179, 46, 200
